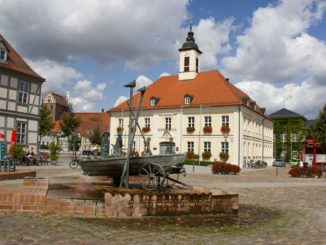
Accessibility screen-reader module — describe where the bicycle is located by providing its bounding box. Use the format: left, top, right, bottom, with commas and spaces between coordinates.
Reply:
69, 158, 80, 169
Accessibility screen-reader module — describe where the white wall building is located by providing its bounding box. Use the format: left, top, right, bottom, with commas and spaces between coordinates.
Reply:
109, 25, 273, 166
0, 34, 45, 151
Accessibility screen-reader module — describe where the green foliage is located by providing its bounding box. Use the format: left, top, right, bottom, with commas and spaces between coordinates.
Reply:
184, 159, 212, 166
60, 112, 81, 150
69, 134, 81, 152
9, 144, 25, 160
38, 104, 55, 138
40, 144, 49, 150
48, 142, 59, 161
219, 151, 229, 163
202, 151, 212, 160
89, 126, 102, 145
313, 104, 326, 145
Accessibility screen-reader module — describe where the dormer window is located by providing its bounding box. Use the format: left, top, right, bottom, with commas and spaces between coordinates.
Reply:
150, 96, 159, 106
0, 41, 7, 62
184, 94, 193, 105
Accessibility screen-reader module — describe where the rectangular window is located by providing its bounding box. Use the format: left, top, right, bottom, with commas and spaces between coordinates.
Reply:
222, 115, 229, 126
184, 96, 191, 104
184, 57, 189, 72
188, 117, 195, 127
187, 141, 194, 152
145, 118, 150, 128
281, 133, 287, 142
17, 122, 27, 145
0, 49, 7, 61
150, 99, 156, 106
221, 141, 229, 153
118, 119, 124, 128
204, 141, 211, 152
18, 80, 29, 104
291, 133, 298, 142
165, 117, 171, 130
204, 116, 211, 127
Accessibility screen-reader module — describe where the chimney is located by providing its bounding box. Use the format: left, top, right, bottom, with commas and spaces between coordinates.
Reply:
261, 107, 266, 114
101, 108, 104, 112
225, 78, 230, 83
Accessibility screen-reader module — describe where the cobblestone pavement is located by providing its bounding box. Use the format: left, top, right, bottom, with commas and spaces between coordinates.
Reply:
0, 164, 325, 244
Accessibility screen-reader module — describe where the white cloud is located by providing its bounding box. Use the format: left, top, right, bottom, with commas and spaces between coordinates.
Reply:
194, 17, 234, 70
235, 79, 326, 119
221, 0, 326, 83
68, 80, 106, 112
0, 0, 188, 71
26, 59, 83, 94
114, 96, 128, 107
160, 72, 171, 77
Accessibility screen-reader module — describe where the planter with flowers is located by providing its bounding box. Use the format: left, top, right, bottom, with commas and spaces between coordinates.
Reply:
187, 127, 195, 134
116, 127, 124, 133
203, 126, 212, 134
142, 126, 151, 133
220, 125, 231, 134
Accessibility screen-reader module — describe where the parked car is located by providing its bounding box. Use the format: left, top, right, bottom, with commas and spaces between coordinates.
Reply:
289, 159, 300, 167
273, 159, 285, 167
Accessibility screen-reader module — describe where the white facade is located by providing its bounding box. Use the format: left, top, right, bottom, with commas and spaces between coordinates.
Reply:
110, 105, 273, 166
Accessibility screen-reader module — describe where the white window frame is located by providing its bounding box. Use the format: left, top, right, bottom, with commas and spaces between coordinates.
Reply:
187, 141, 194, 152
18, 80, 29, 104
184, 96, 191, 104
118, 118, 124, 128
281, 133, 287, 142
222, 115, 229, 126
291, 133, 298, 142
17, 122, 27, 145
0, 48, 7, 61
150, 99, 156, 106
204, 141, 211, 152
188, 117, 195, 127
145, 118, 150, 128
165, 117, 172, 130
204, 116, 211, 127
221, 141, 229, 153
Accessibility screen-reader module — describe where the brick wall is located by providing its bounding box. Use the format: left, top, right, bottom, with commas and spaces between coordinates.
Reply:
0, 178, 238, 218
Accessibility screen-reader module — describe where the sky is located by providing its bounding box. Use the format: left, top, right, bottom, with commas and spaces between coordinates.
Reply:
0, 0, 325, 119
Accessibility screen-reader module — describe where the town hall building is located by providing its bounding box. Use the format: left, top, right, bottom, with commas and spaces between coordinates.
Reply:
109, 24, 273, 167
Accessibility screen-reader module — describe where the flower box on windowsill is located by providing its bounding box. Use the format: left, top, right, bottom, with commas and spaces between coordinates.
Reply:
186, 127, 195, 133
116, 127, 124, 132
220, 125, 231, 134
142, 127, 151, 133
202, 151, 212, 160
203, 126, 212, 134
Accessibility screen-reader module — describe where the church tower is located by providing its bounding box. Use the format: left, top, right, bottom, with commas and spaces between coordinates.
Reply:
178, 21, 202, 81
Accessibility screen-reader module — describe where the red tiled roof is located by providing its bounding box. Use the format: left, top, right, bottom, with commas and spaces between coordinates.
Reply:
110, 70, 268, 118
51, 112, 110, 137
0, 33, 45, 82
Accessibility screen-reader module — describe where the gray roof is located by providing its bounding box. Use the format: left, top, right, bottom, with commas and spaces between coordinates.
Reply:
269, 108, 305, 119
178, 25, 202, 54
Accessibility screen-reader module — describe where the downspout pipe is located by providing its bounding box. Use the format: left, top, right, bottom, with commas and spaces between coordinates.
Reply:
238, 106, 241, 167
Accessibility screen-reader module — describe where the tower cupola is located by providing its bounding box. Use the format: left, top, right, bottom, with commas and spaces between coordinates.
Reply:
178, 21, 202, 81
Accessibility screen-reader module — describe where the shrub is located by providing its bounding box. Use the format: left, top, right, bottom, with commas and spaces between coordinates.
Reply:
186, 151, 195, 160
288, 167, 322, 178
219, 152, 229, 163
9, 144, 25, 160
212, 161, 241, 175
48, 142, 59, 161
202, 151, 212, 160
185, 159, 212, 166
142, 127, 150, 133
186, 127, 195, 133
203, 126, 212, 134
40, 144, 48, 150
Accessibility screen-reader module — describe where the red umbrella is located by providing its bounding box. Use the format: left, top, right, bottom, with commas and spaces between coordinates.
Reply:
9, 130, 16, 155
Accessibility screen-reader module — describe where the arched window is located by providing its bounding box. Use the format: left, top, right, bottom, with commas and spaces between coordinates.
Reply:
184, 56, 189, 72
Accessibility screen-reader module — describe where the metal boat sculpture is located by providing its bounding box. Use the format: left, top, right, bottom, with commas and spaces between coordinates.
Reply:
79, 81, 187, 190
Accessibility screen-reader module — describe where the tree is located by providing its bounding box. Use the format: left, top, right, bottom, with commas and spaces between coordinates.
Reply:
89, 125, 102, 145
59, 112, 81, 151
38, 104, 54, 138
308, 104, 326, 152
